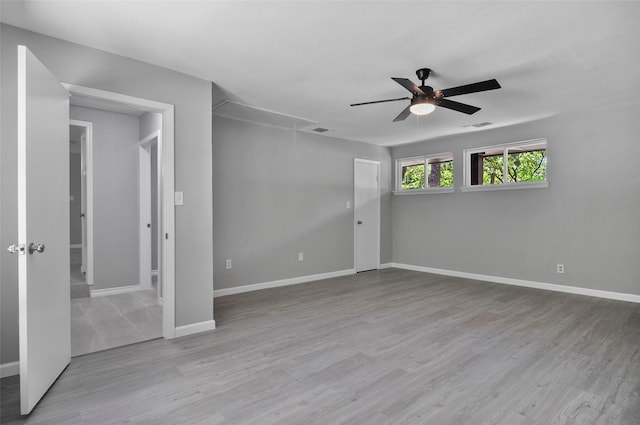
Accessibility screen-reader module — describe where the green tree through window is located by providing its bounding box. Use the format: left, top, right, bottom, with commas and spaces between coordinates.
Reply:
400, 160, 453, 190
468, 140, 547, 187
401, 164, 424, 189
507, 150, 546, 182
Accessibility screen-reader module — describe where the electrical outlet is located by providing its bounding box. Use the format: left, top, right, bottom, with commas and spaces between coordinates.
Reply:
225, 259, 232, 270
557, 264, 564, 273
298, 252, 304, 261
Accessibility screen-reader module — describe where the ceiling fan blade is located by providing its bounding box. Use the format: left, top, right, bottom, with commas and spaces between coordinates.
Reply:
350, 97, 410, 107
393, 105, 412, 122
438, 99, 481, 115
391, 78, 425, 95
438, 79, 501, 98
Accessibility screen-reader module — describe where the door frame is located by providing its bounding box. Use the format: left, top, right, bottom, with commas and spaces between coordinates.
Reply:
69, 119, 94, 285
353, 158, 381, 272
138, 131, 161, 292
63, 83, 177, 339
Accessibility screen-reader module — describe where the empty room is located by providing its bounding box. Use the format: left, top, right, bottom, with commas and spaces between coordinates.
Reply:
1, 1, 639, 424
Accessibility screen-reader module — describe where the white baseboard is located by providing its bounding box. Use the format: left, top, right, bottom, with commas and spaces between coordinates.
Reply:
70, 244, 82, 249
214, 268, 356, 297
378, 262, 393, 269
90, 284, 143, 297
174, 319, 216, 338
1, 361, 19, 378
390, 262, 640, 304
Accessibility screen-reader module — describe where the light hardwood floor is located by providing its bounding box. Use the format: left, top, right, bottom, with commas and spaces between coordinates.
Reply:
2, 268, 639, 424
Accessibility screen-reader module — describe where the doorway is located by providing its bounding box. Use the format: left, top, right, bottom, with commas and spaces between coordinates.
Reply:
68, 111, 165, 356
354, 158, 381, 272
63, 84, 176, 342
69, 120, 93, 299
139, 131, 162, 300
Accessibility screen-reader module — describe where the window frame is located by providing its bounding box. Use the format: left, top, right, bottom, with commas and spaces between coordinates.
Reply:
394, 152, 455, 195
461, 138, 548, 192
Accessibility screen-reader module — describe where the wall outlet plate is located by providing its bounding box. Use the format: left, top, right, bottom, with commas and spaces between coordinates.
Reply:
298, 252, 304, 261
557, 264, 565, 273
225, 259, 232, 269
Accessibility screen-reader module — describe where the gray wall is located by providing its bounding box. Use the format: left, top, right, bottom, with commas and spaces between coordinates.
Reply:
1, 24, 213, 365
212, 116, 392, 290
70, 106, 140, 290
69, 153, 82, 245
391, 103, 640, 296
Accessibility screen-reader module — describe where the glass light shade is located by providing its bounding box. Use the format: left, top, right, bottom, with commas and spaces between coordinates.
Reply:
409, 102, 436, 115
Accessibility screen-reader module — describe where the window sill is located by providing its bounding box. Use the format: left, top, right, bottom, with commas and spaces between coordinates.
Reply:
460, 181, 549, 192
393, 187, 455, 195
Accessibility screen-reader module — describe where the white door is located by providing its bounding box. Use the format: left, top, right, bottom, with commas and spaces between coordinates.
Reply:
80, 131, 88, 274
139, 143, 152, 290
354, 159, 380, 272
16, 45, 71, 414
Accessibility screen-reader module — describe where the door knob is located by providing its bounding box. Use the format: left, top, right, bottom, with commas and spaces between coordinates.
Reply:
357, 220, 363, 225
7, 244, 25, 255
28, 243, 45, 254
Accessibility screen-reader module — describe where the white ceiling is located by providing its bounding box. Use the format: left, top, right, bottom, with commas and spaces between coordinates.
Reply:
2, 1, 639, 146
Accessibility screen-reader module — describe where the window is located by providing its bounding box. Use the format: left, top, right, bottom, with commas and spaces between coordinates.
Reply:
463, 139, 547, 191
395, 153, 454, 193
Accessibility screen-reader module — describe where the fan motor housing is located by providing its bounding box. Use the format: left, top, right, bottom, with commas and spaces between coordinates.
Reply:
419, 86, 435, 97
416, 68, 431, 82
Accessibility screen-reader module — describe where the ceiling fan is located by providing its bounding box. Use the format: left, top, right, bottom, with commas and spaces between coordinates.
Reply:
350, 68, 501, 122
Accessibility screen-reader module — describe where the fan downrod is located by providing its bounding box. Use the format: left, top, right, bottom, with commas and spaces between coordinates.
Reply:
416, 68, 431, 86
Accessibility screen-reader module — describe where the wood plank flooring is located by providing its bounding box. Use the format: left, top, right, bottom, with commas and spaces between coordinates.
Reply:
2, 268, 639, 424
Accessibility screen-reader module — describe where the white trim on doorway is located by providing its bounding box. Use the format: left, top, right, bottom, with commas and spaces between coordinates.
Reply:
138, 131, 160, 291
69, 119, 94, 285
63, 83, 177, 339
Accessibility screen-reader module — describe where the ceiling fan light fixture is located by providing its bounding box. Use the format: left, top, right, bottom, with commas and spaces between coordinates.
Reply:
409, 98, 436, 115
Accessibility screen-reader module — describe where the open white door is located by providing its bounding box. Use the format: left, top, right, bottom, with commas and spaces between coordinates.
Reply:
15, 45, 71, 414
80, 131, 88, 274
354, 159, 380, 272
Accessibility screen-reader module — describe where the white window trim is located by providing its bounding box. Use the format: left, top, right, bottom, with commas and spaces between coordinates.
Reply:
393, 187, 455, 195
462, 138, 547, 191
460, 181, 548, 192
395, 152, 454, 193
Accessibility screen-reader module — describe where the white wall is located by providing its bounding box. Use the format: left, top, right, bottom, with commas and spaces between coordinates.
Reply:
391, 103, 640, 296
212, 116, 392, 290
1, 24, 213, 365
70, 106, 140, 290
